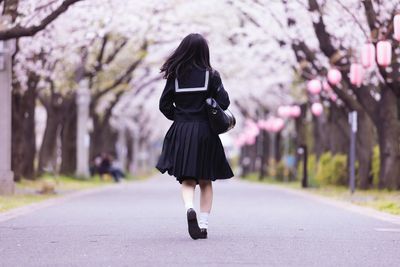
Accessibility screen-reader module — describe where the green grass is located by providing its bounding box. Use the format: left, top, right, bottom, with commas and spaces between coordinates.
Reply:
17, 175, 111, 191
0, 194, 54, 213
0, 173, 152, 213
242, 173, 400, 216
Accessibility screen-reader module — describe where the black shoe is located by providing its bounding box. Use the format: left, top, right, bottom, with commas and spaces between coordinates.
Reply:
187, 208, 201, 240
199, 228, 208, 239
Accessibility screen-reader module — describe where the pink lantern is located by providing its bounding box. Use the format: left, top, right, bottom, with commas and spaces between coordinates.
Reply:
245, 134, 256, 145
271, 117, 285, 132
277, 106, 291, 118
290, 105, 301, 118
307, 79, 322, 95
264, 117, 279, 132
245, 119, 256, 128
263, 119, 272, 132
349, 63, 364, 87
361, 43, 375, 68
311, 103, 323, 116
327, 68, 342, 85
376, 40, 392, 67
235, 134, 246, 147
394, 14, 400, 42
257, 119, 265, 129
247, 119, 260, 132
250, 126, 260, 136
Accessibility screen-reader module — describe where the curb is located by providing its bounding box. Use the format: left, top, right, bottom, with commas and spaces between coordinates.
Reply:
250, 181, 400, 226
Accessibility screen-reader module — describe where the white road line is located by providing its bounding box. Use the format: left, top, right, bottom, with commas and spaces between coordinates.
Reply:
238, 180, 400, 226
374, 228, 400, 232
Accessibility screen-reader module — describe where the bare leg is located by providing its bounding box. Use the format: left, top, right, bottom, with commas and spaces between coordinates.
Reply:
199, 180, 212, 230
181, 179, 196, 210
199, 180, 213, 213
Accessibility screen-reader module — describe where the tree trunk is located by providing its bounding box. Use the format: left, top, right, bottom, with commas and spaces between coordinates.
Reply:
258, 130, 270, 180
102, 123, 118, 157
240, 145, 251, 177
11, 74, 38, 181
328, 105, 349, 155
312, 114, 329, 158
248, 143, 257, 173
126, 131, 133, 172
60, 97, 77, 175
11, 91, 25, 182
90, 115, 118, 160
376, 88, 400, 190
21, 85, 36, 179
293, 104, 307, 180
38, 108, 62, 175
274, 132, 282, 162
90, 115, 102, 160
356, 112, 374, 189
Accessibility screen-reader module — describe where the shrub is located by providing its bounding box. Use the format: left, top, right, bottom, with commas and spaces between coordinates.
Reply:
330, 154, 348, 186
371, 145, 380, 187
315, 152, 333, 185
276, 161, 286, 181
307, 154, 318, 186
296, 159, 303, 181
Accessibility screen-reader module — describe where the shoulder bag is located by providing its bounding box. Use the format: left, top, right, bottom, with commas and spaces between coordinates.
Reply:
205, 72, 236, 134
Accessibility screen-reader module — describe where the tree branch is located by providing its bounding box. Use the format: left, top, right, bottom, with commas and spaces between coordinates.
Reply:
104, 90, 125, 123
93, 58, 141, 102
94, 34, 109, 72
104, 38, 128, 65
362, 0, 378, 34
132, 75, 162, 96
233, 99, 252, 118
308, 0, 337, 58
0, 0, 83, 40
93, 41, 148, 101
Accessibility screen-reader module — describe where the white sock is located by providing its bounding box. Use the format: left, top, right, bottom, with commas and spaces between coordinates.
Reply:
185, 202, 194, 211
198, 212, 209, 229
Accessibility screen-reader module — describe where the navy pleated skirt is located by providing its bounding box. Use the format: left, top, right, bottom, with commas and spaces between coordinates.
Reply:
156, 120, 234, 184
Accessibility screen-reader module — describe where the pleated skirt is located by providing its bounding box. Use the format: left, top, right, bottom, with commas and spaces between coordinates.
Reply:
156, 120, 234, 184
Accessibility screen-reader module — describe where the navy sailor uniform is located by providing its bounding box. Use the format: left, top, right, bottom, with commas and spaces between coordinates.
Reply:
156, 66, 234, 184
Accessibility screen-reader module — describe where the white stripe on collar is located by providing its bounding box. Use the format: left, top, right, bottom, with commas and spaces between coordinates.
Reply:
175, 71, 209, 92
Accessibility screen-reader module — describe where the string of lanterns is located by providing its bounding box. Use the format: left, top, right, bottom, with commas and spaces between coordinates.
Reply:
303, 14, 399, 112
235, 14, 400, 149
348, 14, 399, 87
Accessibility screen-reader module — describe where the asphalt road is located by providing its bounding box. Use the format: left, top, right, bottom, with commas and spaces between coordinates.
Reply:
0, 175, 399, 267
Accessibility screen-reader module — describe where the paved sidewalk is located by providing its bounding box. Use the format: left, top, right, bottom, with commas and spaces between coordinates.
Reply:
0, 175, 399, 266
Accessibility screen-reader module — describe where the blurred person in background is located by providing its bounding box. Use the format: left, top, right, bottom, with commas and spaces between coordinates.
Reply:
98, 152, 124, 182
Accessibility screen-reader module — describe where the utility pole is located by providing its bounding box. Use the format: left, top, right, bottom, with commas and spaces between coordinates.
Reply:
298, 145, 308, 188
349, 111, 357, 194
0, 29, 15, 194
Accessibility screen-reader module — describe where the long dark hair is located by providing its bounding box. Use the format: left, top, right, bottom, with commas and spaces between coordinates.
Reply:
160, 33, 212, 79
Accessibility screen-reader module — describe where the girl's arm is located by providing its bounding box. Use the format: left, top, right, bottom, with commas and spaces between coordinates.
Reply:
159, 78, 175, 120
212, 71, 230, 110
